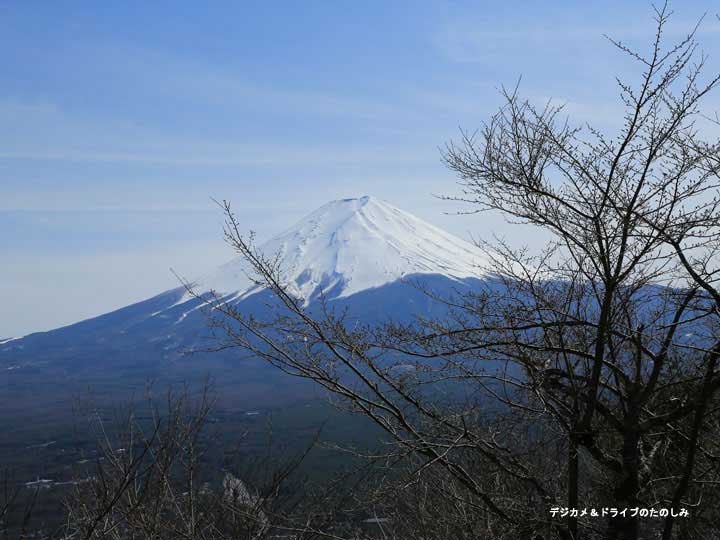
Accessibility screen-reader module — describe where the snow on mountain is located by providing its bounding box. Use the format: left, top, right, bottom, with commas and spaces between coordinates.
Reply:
192, 195, 487, 305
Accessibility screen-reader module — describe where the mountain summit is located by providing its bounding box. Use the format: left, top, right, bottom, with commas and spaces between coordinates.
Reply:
201, 196, 486, 304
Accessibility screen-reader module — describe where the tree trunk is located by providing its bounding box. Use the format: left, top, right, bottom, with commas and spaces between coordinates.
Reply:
609, 406, 641, 540
568, 430, 579, 540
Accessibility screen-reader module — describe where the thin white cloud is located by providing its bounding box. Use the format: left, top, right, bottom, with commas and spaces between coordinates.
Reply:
433, 14, 720, 65
0, 94, 437, 167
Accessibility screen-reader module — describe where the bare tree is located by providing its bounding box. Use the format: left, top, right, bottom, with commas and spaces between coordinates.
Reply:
60, 385, 346, 540
0, 469, 41, 540
441, 4, 720, 537
189, 5, 720, 540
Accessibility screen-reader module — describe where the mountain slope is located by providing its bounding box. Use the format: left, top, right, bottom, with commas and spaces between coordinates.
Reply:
0, 196, 489, 409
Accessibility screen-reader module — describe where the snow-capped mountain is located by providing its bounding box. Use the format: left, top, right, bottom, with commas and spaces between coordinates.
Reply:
0, 197, 489, 410
188, 195, 486, 306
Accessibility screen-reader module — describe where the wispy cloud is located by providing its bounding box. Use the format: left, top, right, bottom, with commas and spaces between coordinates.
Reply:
433, 13, 720, 65
0, 92, 435, 168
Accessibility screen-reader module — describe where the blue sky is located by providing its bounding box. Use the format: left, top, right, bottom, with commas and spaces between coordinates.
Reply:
2, 1, 720, 336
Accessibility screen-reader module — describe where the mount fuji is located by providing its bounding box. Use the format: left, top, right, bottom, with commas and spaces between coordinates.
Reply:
0, 196, 489, 411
